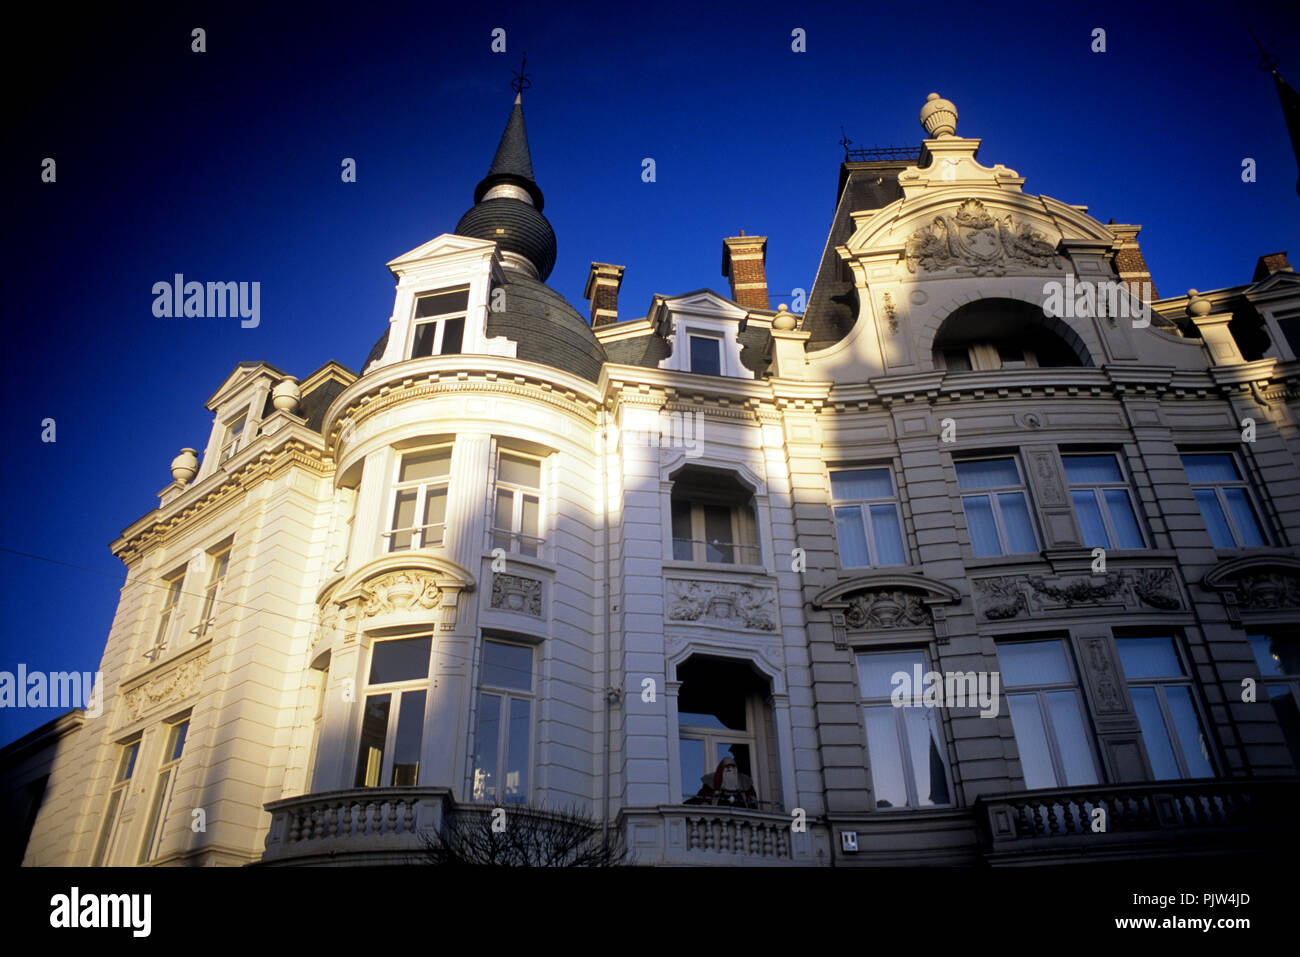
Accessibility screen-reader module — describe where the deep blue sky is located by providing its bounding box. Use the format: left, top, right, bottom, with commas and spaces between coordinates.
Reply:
2, 0, 1297, 745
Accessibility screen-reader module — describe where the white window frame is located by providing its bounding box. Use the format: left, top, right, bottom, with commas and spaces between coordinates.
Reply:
384, 446, 453, 552
687, 332, 724, 375
955, 455, 1039, 557
354, 636, 433, 788
1116, 636, 1216, 781
408, 286, 470, 359
190, 545, 231, 642
148, 566, 188, 660
1181, 452, 1268, 548
471, 639, 534, 805
217, 412, 247, 464
670, 495, 760, 566
1062, 452, 1146, 550
138, 717, 190, 863
830, 466, 908, 568
91, 737, 140, 866
491, 449, 545, 558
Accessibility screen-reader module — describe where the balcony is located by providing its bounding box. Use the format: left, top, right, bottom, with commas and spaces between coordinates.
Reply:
261, 787, 451, 866
976, 779, 1300, 865
621, 806, 827, 866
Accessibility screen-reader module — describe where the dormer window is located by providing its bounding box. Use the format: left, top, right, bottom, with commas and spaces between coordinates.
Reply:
689, 334, 723, 375
410, 287, 469, 358
218, 413, 247, 464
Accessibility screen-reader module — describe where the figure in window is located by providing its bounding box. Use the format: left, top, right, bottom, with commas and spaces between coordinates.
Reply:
694, 753, 758, 809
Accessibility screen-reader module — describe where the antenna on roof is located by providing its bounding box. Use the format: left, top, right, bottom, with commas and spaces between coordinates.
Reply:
1249, 29, 1278, 72
838, 125, 853, 160
511, 52, 532, 94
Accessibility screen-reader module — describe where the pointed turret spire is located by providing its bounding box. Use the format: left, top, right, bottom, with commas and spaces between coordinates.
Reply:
474, 91, 544, 209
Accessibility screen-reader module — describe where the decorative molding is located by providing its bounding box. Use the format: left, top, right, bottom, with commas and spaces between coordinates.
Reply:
812, 574, 961, 648
973, 568, 1182, 621
904, 199, 1060, 276
360, 570, 442, 617
843, 589, 931, 630
881, 292, 898, 334
1079, 636, 1125, 715
666, 580, 777, 632
122, 651, 208, 722
1028, 450, 1065, 507
490, 573, 543, 617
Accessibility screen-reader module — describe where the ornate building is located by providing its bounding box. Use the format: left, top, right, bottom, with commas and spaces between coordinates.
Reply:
9, 90, 1300, 867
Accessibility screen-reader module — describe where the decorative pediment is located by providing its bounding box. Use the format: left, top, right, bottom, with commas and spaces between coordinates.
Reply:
325, 555, 476, 637
1203, 556, 1300, 623
385, 233, 497, 273
903, 199, 1061, 276
812, 574, 961, 648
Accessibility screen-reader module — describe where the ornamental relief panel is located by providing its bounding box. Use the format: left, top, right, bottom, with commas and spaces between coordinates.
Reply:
1230, 571, 1300, 611
666, 580, 778, 632
843, 589, 932, 630
904, 199, 1060, 276
122, 652, 208, 722
973, 568, 1182, 621
329, 567, 463, 635
1079, 636, 1125, 715
490, 573, 543, 618
359, 570, 442, 617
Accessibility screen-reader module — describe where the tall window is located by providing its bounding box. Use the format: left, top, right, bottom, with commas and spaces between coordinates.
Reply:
955, 457, 1038, 557
856, 650, 952, 809
139, 718, 190, 863
410, 287, 469, 358
150, 567, 187, 659
218, 412, 247, 464
997, 639, 1099, 789
831, 467, 907, 568
91, 738, 140, 866
670, 470, 760, 565
492, 451, 543, 558
471, 640, 533, 805
354, 637, 431, 787
1063, 453, 1145, 549
688, 334, 722, 375
1116, 636, 1214, 780
1248, 632, 1300, 771
386, 447, 451, 552
1180, 453, 1267, 548
192, 546, 231, 641
677, 657, 768, 809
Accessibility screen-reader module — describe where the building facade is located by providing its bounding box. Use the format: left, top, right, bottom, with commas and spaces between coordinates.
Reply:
12, 91, 1300, 867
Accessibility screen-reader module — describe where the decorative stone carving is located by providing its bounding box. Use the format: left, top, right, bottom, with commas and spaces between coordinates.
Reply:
881, 292, 898, 334
1233, 572, 1300, 610
1080, 637, 1124, 714
490, 573, 543, 617
359, 571, 442, 617
904, 199, 1059, 276
1028, 451, 1065, 507
667, 580, 777, 632
842, 589, 931, 630
973, 568, 1181, 620
123, 652, 208, 721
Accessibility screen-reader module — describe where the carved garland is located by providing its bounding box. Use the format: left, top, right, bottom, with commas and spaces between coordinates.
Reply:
122, 652, 209, 722
667, 580, 777, 632
973, 568, 1182, 621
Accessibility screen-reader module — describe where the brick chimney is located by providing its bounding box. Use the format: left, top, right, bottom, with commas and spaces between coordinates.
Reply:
1109, 223, 1160, 300
1253, 251, 1292, 281
722, 232, 769, 310
583, 262, 625, 327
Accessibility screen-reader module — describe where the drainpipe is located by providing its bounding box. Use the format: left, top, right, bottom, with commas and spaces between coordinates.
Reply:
600, 409, 614, 845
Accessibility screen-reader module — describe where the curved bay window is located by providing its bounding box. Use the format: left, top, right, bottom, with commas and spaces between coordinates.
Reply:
385, 447, 452, 552
670, 468, 760, 566
354, 636, 432, 787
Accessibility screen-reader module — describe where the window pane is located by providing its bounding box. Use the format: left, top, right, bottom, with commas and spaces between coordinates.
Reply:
439, 316, 464, 355
998, 641, 1071, 686
139, 767, 174, 863
354, 694, 390, 788
1006, 694, 1056, 789
902, 708, 951, 806
835, 507, 871, 567
1102, 488, 1144, 548
830, 468, 893, 500
680, 737, 706, 801
400, 448, 451, 482
1164, 685, 1213, 777
1045, 691, 1098, 785
520, 494, 540, 539
962, 495, 1001, 557
422, 487, 447, 541
1193, 489, 1235, 547
390, 489, 417, 550
414, 288, 469, 317
857, 651, 924, 700
943, 348, 972, 371
703, 504, 733, 563
1181, 453, 1240, 483
869, 504, 906, 565
863, 706, 908, 808
493, 488, 514, 540
1130, 687, 1179, 780
93, 791, 122, 865
689, 335, 722, 375
499, 453, 541, 489
1072, 490, 1109, 548
369, 637, 431, 684
1222, 487, 1266, 546
118, 742, 140, 782
505, 698, 530, 804
1063, 454, 1124, 484
473, 693, 501, 800
390, 690, 425, 786
168, 721, 189, 762
1115, 637, 1182, 679
482, 641, 532, 691
997, 492, 1038, 553
1249, 633, 1300, 676
411, 322, 436, 358
956, 458, 1019, 490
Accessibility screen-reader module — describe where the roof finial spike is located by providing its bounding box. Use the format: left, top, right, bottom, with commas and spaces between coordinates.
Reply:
1249, 30, 1279, 73
511, 51, 531, 97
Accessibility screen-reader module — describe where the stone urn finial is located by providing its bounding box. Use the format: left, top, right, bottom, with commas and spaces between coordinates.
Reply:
920, 92, 958, 138
1186, 289, 1211, 317
171, 448, 199, 484
773, 303, 797, 331
272, 376, 301, 414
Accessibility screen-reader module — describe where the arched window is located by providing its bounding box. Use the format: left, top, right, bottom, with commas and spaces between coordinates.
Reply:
669, 467, 760, 565
932, 298, 1090, 371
